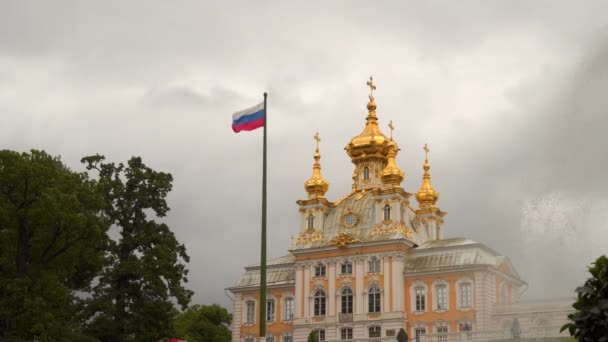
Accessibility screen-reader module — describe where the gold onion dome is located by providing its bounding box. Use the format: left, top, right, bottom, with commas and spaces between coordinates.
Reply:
345, 76, 391, 160
381, 121, 405, 185
415, 144, 439, 208
304, 132, 329, 199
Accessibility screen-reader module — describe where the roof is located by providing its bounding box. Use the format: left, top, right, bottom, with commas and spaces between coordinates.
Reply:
228, 255, 295, 291
405, 237, 522, 281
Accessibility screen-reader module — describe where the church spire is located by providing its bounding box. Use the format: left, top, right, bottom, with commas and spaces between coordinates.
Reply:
415, 143, 439, 210
381, 121, 404, 186
304, 132, 329, 199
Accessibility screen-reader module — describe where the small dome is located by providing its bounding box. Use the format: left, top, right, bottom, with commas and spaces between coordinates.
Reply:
415, 144, 439, 208
304, 133, 329, 199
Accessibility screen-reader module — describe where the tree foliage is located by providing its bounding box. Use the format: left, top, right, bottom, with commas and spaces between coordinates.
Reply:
0, 150, 108, 341
307, 331, 318, 342
396, 328, 408, 342
81, 155, 192, 342
562, 255, 608, 341
173, 304, 231, 342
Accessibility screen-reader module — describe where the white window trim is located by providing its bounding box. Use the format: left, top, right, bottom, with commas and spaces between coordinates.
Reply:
410, 281, 428, 314
340, 260, 353, 275
367, 256, 382, 274
340, 326, 354, 340
432, 279, 450, 312
368, 324, 382, 338
312, 287, 327, 317
266, 295, 277, 323
243, 296, 257, 326
314, 262, 327, 278
456, 278, 474, 311
457, 319, 475, 332
282, 295, 295, 321
243, 333, 256, 342
366, 284, 382, 314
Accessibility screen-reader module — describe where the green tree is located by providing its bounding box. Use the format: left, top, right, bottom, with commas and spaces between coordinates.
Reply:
81, 155, 192, 342
173, 304, 231, 342
396, 328, 408, 342
562, 255, 608, 341
0, 150, 108, 341
307, 331, 318, 342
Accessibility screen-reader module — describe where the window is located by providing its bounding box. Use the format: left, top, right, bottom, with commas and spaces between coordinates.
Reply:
314, 290, 326, 316
314, 263, 326, 277
341, 261, 352, 275
368, 286, 381, 313
246, 300, 255, 324
437, 326, 448, 342
368, 256, 381, 273
500, 283, 508, 304
284, 298, 294, 320
369, 326, 381, 337
266, 335, 275, 342
244, 336, 255, 342
313, 329, 326, 341
341, 288, 353, 313
415, 287, 426, 311
436, 284, 448, 310
283, 336, 293, 342
414, 328, 426, 342
341, 327, 353, 340
383, 204, 391, 221
307, 214, 314, 230
363, 167, 370, 180
459, 282, 472, 308
459, 323, 473, 331
266, 299, 275, 321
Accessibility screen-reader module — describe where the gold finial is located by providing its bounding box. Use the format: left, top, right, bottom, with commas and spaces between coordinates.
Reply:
416, 143, 439, 210
314, 132, 321, 151
388, 120, 395, 140
366, 76, 376, 100
304, 132, 329, 199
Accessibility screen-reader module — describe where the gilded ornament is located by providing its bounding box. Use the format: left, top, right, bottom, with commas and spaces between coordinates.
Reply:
341, 209, 359, 228
329, 232, 358, 248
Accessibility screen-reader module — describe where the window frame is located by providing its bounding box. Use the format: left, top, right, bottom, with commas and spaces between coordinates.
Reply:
414, 327, 426, 342
369, 325, 381, 338
368, 256, 381, 274
383, 204, 391, 221
314, 263, 326, 277
283, 297, 294, 321
368, 285, 381, 313
458, 281, 472, 309
363, 166, 370, 180
313, 329, 326, 341
307, 213, 315, 230
340, 261, 353, 275
314, 289, 326, 316
266, 298, 276, 322
245, 299, 256, 324
340, 327, 353, 340
414, 286, 426, 312
435, 284, 448, 311
341, 287, 354, 314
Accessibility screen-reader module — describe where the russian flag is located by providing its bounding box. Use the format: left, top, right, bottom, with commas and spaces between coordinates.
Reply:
232, 102, 265, 133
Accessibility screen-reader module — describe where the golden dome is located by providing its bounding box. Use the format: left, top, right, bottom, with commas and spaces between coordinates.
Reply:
415, 144, 439, 208
304, 132, 329, 199
345, 76, 391, 161
381, 125, 405, 185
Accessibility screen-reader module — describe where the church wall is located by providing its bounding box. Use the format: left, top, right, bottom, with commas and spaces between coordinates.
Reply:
475, 271, 497, 331
405, 271, 477, 336
234, 287, 295, 341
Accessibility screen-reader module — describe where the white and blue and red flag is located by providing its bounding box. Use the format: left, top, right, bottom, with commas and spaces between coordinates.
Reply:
231, 102, 265, 133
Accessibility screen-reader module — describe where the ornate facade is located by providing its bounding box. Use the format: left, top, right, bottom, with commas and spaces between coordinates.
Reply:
226, 78, 570, 342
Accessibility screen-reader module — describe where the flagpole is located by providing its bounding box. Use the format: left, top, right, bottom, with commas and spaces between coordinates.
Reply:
259, 92, 268, 340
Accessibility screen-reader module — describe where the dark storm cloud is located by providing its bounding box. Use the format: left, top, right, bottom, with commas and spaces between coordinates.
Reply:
1, 0, 608, 309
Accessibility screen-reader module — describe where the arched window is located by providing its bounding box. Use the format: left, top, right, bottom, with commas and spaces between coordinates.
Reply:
383, 204, 391, 221
363, 167, 370, 180
307, 214, 314, 230
341, 288, 353, 313
314, 290, 326, 316
368, 286, 381, 313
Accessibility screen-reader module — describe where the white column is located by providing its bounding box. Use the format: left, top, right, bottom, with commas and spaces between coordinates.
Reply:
295, 265, 303, 319
391, 255, 404, 312
304, 264, 311, 318
329, 260, 336, 316
383, 256, 390, 312
355, 257, 364, 314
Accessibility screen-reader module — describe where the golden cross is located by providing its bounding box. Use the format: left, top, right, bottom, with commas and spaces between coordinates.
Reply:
366, 76, 376, 100
314, 132, 321, 151
423, 143, 430, 161
388, 120, 394, 140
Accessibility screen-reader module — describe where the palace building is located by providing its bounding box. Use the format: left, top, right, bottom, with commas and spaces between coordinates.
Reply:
226, 79, 570, 342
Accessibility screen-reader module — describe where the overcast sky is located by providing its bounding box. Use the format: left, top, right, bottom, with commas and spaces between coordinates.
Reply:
2, 1, 608, 310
